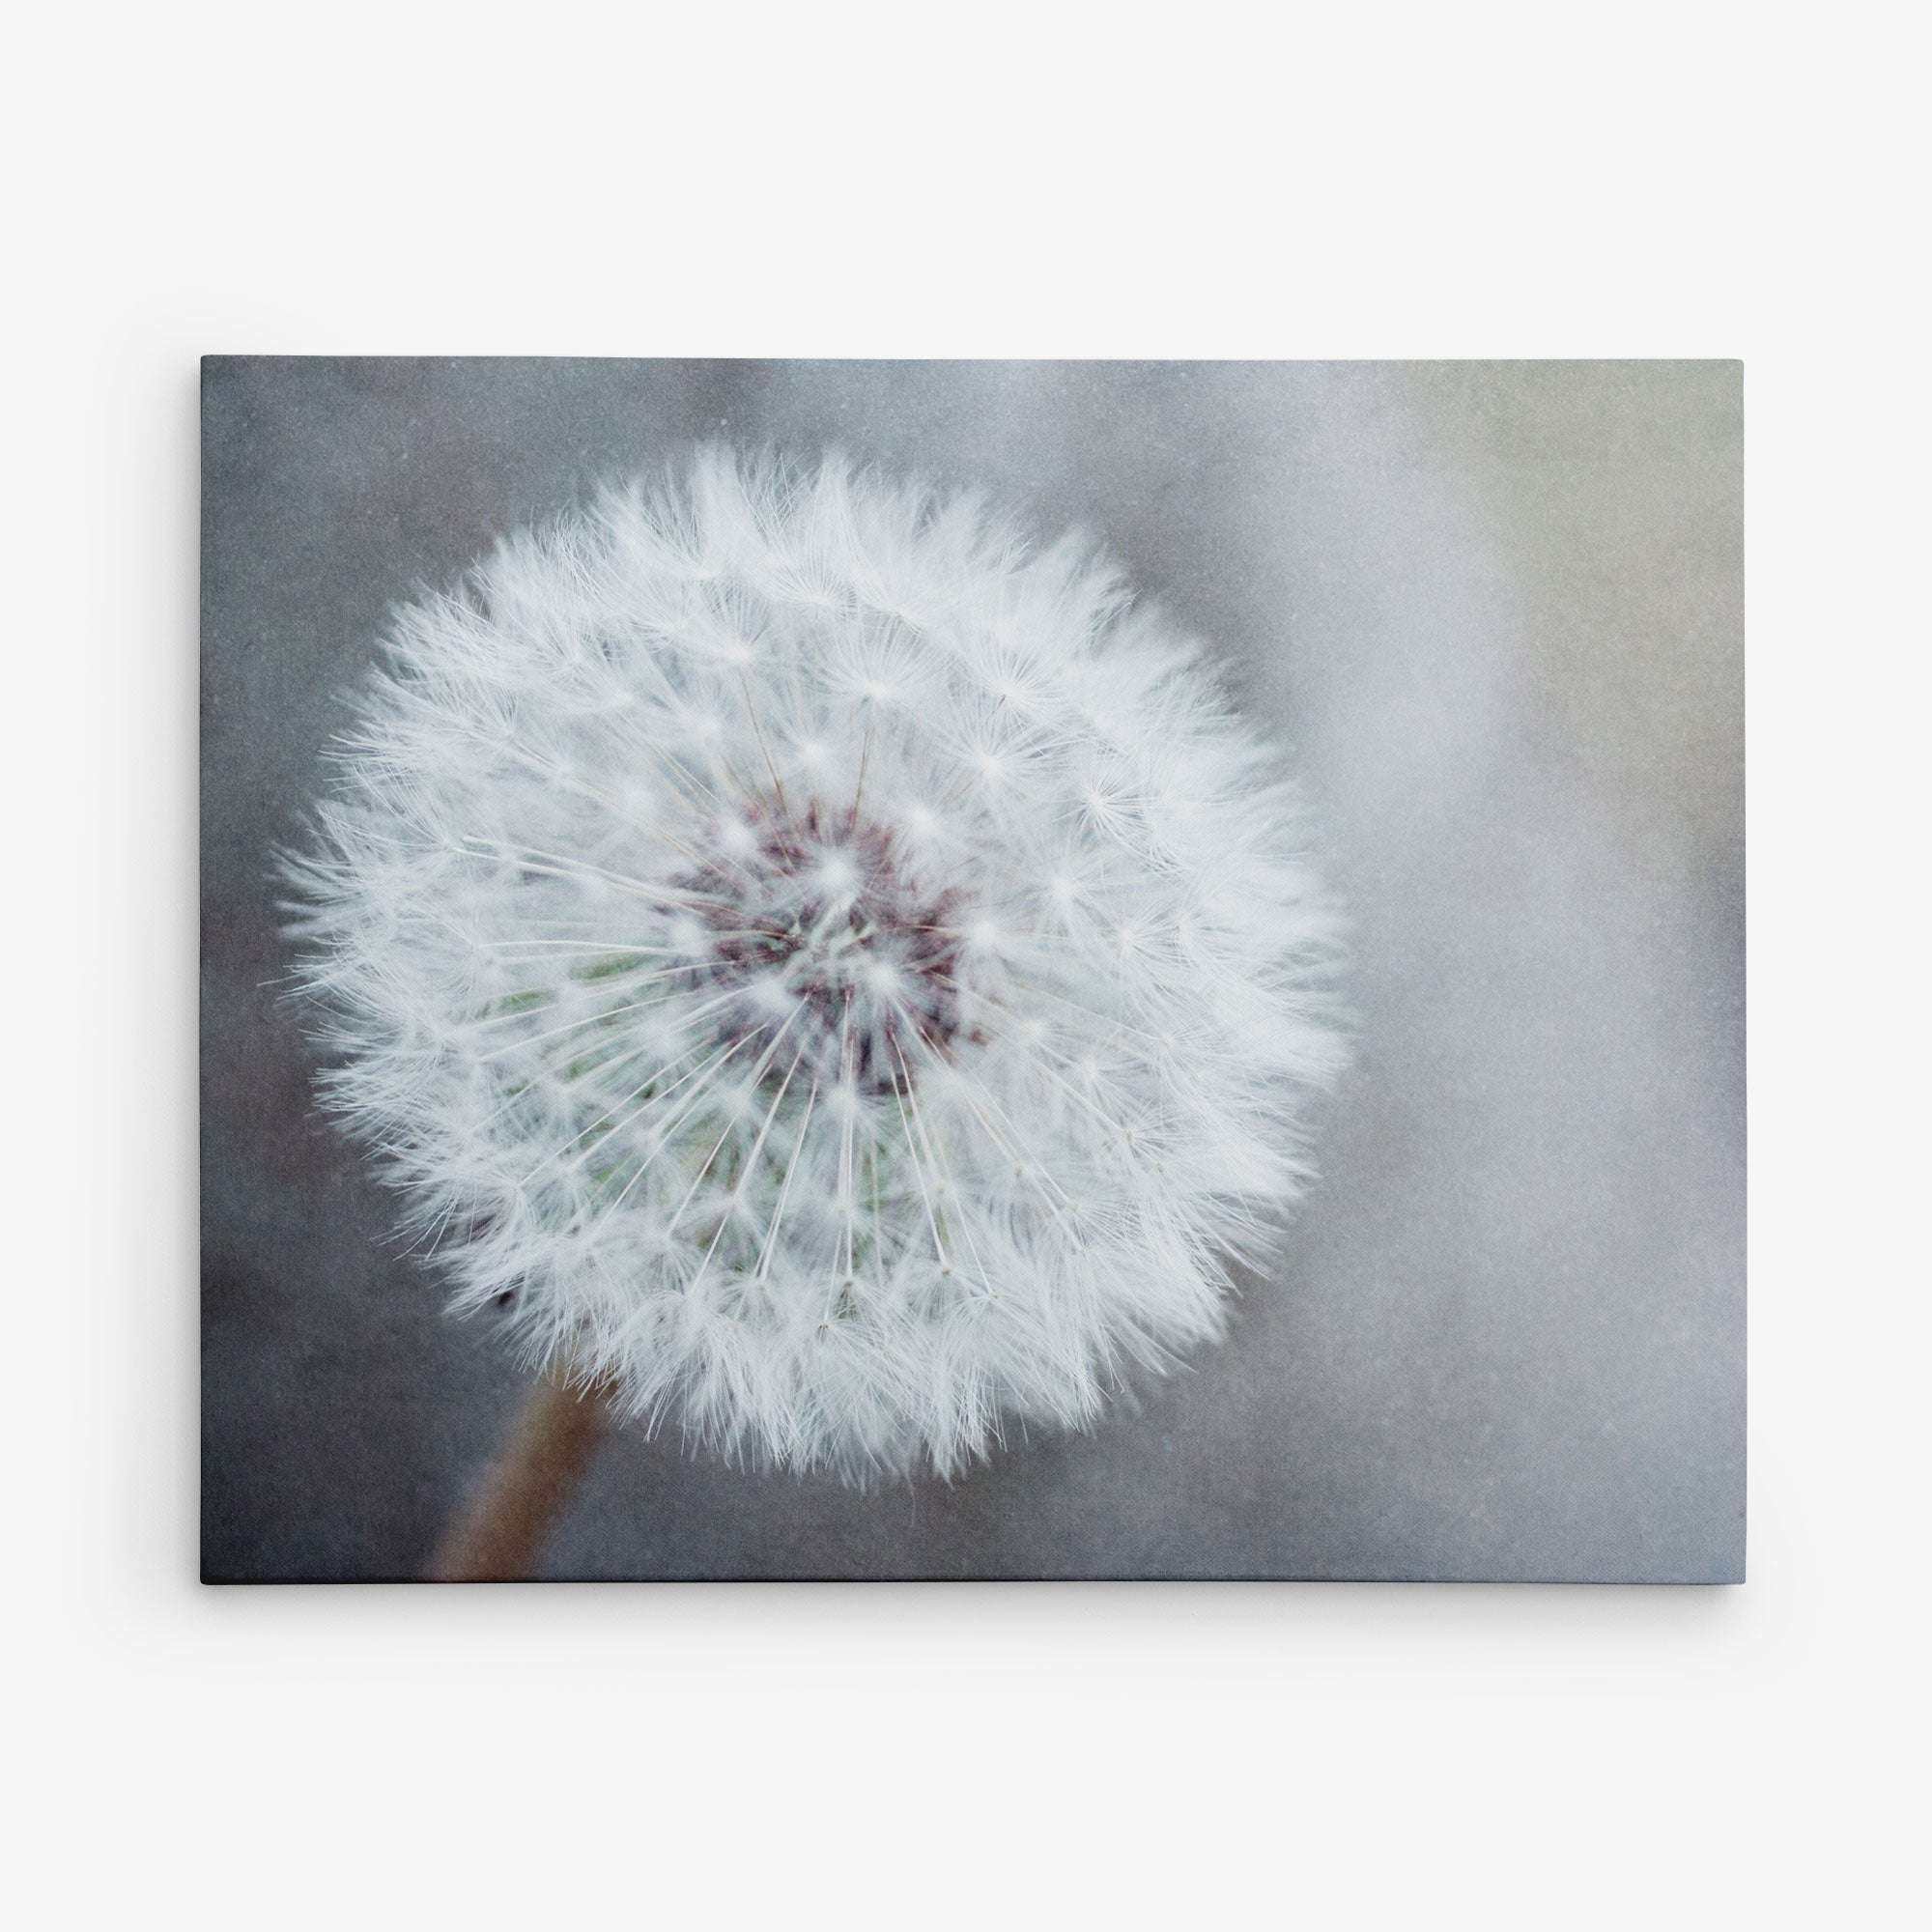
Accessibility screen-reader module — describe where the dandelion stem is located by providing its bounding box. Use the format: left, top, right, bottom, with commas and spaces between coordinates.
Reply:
427, 1368, 612, 1581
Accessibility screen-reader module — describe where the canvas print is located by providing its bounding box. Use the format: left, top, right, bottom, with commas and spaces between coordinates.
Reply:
201, 358, 1744, 1582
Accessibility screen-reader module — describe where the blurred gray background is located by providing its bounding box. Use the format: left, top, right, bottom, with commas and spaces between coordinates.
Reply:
201, 358, 1743, 1582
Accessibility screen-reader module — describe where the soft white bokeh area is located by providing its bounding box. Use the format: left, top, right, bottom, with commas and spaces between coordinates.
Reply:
201, 359, 1742, 1580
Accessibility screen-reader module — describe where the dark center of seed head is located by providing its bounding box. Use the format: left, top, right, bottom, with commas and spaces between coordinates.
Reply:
679, 797, 976, 1087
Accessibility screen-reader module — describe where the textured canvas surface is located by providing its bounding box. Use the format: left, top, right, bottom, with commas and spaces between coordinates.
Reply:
200, 358, 1744, 1581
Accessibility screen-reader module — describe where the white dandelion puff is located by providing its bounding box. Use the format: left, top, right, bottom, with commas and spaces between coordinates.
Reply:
288, 447, 1347, 1482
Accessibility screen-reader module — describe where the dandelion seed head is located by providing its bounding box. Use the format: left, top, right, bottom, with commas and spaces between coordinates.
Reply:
288, 447, 1346, 1480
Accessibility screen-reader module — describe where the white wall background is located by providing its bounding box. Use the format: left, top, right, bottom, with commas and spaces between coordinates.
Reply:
12, 6, 1924, 1926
